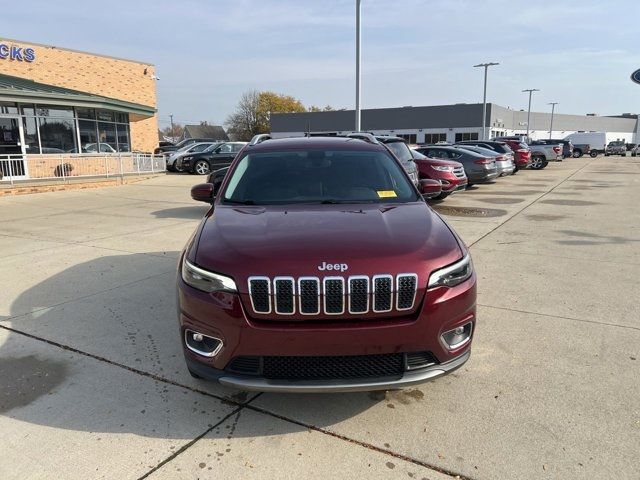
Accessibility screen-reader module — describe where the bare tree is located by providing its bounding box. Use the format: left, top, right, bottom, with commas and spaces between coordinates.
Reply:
225, 90, 260, 141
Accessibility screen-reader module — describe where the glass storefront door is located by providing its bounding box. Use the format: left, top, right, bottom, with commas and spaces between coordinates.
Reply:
0, 116, 27, 178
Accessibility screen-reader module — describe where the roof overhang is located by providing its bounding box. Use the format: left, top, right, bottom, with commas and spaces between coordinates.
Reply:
0, 73, 155, 118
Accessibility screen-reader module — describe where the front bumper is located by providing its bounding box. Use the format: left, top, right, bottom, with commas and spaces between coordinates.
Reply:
186, 349, 471, 392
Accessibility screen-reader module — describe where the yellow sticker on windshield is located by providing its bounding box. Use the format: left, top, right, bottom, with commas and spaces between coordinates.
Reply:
377, 190, 397, 198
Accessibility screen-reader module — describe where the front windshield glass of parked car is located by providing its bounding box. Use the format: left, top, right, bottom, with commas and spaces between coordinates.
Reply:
222, 150, 418, 205
384, 141, 413, 163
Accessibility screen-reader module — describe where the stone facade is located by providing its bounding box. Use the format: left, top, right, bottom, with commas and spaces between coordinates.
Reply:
0, 38, 158, 152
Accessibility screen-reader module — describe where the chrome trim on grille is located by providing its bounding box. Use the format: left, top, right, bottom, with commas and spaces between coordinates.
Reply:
453, 166, 466, 178
372, 274, 393, 313
323, 276, 345, 315
273, 276, 295, 315
297, 276, 320, 315
246, 273, 418, 316
247, 276, 271, 314
347, 275, 370, 314
396, 273, 418, 311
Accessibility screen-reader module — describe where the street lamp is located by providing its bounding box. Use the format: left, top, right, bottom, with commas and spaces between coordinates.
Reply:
548, 102, 558, 139
474, 62, 499, 140
522, 89, 540, 140
355, 0, 362, 131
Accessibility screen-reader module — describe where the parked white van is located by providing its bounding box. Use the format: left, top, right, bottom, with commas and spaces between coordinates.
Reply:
563, 132, 607, 157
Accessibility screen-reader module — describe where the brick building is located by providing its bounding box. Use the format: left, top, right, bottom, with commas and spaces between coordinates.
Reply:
0, 37, 158, 166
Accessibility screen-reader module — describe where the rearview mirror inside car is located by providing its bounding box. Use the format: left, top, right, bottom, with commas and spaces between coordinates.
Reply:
419, 179, 442, 200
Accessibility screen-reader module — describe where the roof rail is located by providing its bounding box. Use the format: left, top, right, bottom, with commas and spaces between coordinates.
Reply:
248, 134, 272, 146
345, 132, 379, 145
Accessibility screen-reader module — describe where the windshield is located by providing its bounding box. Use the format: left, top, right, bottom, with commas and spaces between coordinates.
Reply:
384, 141, 413, 163
222, 150, 419, 205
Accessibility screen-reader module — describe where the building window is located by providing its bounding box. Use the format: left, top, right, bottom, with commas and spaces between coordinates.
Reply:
0, 101, 19, 114
98, 122, 117, 152
22, 117, 40, 153
79, 119, 99, 151
424, 133, 447, 144
116, 124, 130, 152
455, 132, 479, 142
397, 133, 417, 143
38, 117, 77, 153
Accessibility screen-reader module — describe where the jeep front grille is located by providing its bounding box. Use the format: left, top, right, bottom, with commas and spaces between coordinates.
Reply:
247, 274, 418, 316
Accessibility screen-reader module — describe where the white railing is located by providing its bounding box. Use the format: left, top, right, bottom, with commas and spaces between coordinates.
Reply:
0, 153, 166, 185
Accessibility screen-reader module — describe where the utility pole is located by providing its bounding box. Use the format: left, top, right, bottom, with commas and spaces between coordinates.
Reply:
473, 62, 499, 140
522, 89, 540, 140
548, 102, 558, 139
355, 0, 362, 131
169, 114, 175, 137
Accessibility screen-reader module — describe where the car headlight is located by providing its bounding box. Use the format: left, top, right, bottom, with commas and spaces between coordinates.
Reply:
428, 254, 473, 288
432, 165, 455, 172
181, 259, 237, 293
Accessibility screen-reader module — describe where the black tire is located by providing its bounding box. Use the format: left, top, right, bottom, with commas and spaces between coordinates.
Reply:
590, 150, 598, 158
194, 160, 211, 175
622, 153, 627, 157
188, 368, 203, 379
572, 149, 583, 158
530, 155, 546, 170
166, 164, 175, 172
604, 153, 610, 157
433, 191, 451, 201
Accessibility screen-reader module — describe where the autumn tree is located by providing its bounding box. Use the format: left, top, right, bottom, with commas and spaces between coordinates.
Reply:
225, 91, 307, 141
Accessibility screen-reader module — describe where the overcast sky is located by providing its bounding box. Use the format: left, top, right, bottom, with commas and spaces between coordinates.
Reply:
4, 0, 640, 128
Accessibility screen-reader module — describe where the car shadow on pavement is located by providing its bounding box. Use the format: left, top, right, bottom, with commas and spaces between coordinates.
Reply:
151, 205, 211, 219
0, 251, 383, 439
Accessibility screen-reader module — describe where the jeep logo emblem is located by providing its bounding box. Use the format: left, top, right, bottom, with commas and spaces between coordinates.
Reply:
318, 262, 348, 272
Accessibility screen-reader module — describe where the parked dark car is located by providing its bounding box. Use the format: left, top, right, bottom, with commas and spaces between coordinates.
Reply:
571, 144, 592, 158
348, 134, 419, 186
416, 145, 499, 186
455, 140, 518, 169
154, 138, 217, 155
626, 143, 636, 152
178, 142, 248, 175
410, 149, 467, 199
180, 135, 476, 392
455, 144, 515, 176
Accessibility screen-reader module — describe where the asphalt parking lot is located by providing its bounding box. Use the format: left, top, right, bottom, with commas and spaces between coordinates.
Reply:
1, 155, 638, 480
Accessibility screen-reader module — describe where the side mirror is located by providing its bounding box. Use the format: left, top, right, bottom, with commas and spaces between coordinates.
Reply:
191, 183, 215, 203
419, 179, 442, 200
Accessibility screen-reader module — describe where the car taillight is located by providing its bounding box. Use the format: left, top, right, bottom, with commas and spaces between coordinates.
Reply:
495, 155, 505, 161
474, 158, 493, 165
553, 146, 561, 153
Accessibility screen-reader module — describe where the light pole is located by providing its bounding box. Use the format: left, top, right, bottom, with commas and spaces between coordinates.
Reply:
522, 89, 540, 140
474, 62, 499, 140
355, 0, 362, 131
548, 102, 558, 139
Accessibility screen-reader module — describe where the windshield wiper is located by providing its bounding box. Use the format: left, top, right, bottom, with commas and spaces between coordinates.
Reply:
223, 199, 255, 205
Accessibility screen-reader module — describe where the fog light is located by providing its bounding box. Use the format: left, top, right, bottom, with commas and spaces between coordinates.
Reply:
441, 322, 473, 350
185, 329, 222, 357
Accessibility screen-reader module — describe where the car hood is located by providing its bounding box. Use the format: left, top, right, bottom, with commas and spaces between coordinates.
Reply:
192, 203, 462, 289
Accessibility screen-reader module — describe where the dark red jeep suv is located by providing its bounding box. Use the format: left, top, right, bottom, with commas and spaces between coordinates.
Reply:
178, 134, 477, 392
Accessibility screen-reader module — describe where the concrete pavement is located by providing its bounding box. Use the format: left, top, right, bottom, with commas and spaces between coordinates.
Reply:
1, 155, 638, 479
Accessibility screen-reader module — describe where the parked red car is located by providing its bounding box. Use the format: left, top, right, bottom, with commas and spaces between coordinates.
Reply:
179, 135, 477, 392
410, 149, 467, 199
495, 139, 531, 169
